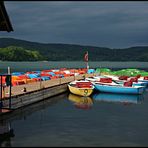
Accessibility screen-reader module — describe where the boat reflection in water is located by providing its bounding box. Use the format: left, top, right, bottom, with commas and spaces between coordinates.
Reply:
68, 93, 93, 110
92, 92, 144, 105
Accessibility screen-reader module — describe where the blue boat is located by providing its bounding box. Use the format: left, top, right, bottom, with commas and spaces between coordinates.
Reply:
92, 92, 144, 104
93, 82, 146, 95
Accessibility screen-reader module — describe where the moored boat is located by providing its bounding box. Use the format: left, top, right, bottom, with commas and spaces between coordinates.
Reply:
93, 82, 146, 95
95, 75, 148, 87
138, 76, 148, 87
68, 80, 94, 97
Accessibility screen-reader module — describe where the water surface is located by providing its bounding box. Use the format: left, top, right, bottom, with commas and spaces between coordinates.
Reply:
0, 61, 148, 73
0, 91, 148, 147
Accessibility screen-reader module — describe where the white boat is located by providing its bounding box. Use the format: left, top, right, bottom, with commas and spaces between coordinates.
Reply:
101, 75, 148, 87
138, 77, 148, 87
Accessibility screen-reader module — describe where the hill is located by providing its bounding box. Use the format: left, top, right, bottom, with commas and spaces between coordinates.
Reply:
0, 38, 148, 61
0, 46, 44, 61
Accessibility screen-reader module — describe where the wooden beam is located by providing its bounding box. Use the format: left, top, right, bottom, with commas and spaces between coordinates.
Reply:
0, 1, 13, 32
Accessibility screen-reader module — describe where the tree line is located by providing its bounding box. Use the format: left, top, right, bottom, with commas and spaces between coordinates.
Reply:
0, 38, 148, 61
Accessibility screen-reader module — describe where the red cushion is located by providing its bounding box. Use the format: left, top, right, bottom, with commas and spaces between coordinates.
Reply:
99, 78, 112, 83
129, 77, 138, 82
144, 76, 148, 80
76, 82, 92, 88
119, 76, 129, 80
124, 81, 133, 87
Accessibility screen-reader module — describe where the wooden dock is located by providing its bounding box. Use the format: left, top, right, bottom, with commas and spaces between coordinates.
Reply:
0, 73, 95, 116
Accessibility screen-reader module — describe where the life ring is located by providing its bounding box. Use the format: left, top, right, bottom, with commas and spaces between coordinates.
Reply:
84, 89, 88, 96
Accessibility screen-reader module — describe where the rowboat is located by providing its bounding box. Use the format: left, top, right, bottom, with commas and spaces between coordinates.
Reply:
94, 75, 148, 87
138, 77, 148, 87
93, 82, 146, 95
68, 80, 94, 97
92, 92, 143, 104
68, 93, 93, 109
102, 75, 148, 87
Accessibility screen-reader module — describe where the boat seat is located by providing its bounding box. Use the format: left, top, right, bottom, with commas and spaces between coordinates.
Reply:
76, 82, 92, 88
144, 76, 148, 80
123, 81, 133, 87
119, 75, 129, 80
99, 78, 112, 83
129, 77, 138, 82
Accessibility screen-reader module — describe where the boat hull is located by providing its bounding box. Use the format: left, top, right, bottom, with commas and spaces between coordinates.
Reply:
68, 84, 94, 97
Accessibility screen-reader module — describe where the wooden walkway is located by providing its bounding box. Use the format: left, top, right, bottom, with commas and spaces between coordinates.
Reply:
0, 73, 96, 114
5, 74, 94, 96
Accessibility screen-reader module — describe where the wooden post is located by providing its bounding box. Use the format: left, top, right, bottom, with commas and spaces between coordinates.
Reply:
74, 69, 76, 81
59, 76, 61, 84
9, 75, 12, 109
8, 66, 10, 74
7, 67, 11, 109
40, 77, 42, 89
0, 76, 2, 108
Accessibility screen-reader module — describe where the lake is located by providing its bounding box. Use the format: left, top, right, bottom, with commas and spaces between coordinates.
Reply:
0, 61, 148, 147
0, 61, 148, 73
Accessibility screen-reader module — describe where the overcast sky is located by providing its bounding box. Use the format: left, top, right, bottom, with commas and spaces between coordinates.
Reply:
1, 1, 148, 48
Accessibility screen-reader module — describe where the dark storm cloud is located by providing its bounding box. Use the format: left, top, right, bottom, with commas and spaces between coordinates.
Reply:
1, 1, 148, 48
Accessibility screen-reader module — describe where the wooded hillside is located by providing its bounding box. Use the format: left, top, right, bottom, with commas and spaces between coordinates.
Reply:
0, 38, 148, 61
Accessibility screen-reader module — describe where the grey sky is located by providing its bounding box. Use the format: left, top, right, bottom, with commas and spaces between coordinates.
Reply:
1, 1, 148, 48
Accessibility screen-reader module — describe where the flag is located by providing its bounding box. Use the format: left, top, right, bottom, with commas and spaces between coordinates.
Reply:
84, 51, 88, 62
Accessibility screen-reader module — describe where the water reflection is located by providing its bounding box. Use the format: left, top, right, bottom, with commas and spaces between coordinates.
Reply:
92, 92, 144, 105
0, 91, 147, 147
68, 93, 93, 110
0, 121, 14, 147
0, 93, 67, 122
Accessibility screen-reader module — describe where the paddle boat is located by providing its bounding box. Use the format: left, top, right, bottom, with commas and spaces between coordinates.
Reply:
92, 92, 143, 104
68, 80, 94, 97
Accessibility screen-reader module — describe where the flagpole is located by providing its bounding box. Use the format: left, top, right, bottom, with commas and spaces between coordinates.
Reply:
86, 51, 89, 71
84, 51, 89, 74
86, 61, 88, 71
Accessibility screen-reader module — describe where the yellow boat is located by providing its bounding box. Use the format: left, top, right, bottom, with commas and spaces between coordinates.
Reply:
68, 80, 94, 97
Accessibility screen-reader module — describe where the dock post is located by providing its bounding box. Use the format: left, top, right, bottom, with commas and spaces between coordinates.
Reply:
0, 75, 2, 108
7, 67, 11, 109
9, 75, 12, 109
59, 77, 61, 84
40, 78, 41, 89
